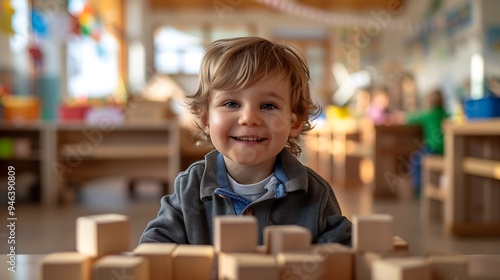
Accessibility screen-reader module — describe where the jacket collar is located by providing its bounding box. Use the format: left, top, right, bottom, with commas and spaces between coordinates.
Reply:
200, 149, 308, 199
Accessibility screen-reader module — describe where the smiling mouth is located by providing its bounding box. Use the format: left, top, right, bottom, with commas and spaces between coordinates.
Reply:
230, 136, 268, 142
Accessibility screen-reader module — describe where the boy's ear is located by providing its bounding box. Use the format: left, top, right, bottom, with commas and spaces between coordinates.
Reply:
289, 114, 303, 137
201, 113, 210, 135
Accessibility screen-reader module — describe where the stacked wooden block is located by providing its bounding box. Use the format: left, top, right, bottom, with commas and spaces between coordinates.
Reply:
39, 213, 499, 280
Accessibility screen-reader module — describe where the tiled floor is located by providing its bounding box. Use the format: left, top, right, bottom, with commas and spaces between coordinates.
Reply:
5, 176, 500, 256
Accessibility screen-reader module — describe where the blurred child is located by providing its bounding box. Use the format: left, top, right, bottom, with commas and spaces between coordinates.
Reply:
368, 87, 391, 125
396, 89, 449, 193
140, 37, 352, 246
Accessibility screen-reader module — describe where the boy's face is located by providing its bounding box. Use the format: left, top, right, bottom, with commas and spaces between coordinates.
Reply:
203, 73, 303, 172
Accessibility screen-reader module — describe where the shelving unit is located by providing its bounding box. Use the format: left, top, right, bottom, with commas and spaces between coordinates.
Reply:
0, 122, 46, 202
304, 117, 374, 187
444, 118, 500, 237
0, 121, 181, 206
421, 155, 446, 221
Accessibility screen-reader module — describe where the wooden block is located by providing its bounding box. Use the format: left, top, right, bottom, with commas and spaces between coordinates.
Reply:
468, 255, 500, 279
218, 253, 279, 280
214, 215, 258, 253
356, 251, 410, 280
372, 257, 432, 280
353, 214, 394, 252
311, 243, 354, 280
77, 213, 130, 257
277, 252, 325, 280
40, 252, 92, 280
393, 236, 409, 252
94, 256, 149, 280
172, 245, 214, 280
264, 225, 311, 254
427, 255, 468, 280
133, 243, 177, 280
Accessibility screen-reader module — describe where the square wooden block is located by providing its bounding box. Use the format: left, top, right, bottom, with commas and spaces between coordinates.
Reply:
372, 257, 431, 280
277, 252, 325, 280
94, 256, 148, 280
265, 225, 311, 254
77, 213, 130, 257
427, 255, 468, 280
214, 215, 258, 253
40, 252, 92, 280
218, 253, 279, 280
133, 243, 177, 280
355, 251, 410, 280
172, 245, 214, 280
312, 243, 354, 280
468, 255, 500, 279
353, 214, 394, 252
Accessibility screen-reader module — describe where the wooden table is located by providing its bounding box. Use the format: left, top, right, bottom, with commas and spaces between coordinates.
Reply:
444, 118, 500, 236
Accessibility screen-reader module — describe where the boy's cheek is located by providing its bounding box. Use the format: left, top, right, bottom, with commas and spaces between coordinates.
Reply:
267, 116, 289, 133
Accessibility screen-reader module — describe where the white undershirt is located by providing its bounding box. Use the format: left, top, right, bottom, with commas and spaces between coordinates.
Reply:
227, 173, 274, 202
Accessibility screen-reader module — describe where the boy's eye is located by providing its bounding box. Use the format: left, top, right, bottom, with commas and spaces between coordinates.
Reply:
261, 103, 278, 110
222, 101, 239, 108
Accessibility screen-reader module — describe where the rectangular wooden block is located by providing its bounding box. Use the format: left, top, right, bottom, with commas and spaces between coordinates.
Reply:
265, 225, 311, 254
356, 251, 410, 280
372, 257, 432, 280
427, 255, 468, 280
172, 245, 214, 280
77, 213, 130, 257
133, 243, 177, 280
353, 214, 394, 252
218, 253, 279, 280
468, 255, 500, 279
277, 252, 325, 280
94, 256, 149, 280
312, 243, 354, 280
214, 215, 258, 253
40, 252, 92, 280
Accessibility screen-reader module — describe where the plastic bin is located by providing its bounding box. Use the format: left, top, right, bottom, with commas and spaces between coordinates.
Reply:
463, 95, 500, 119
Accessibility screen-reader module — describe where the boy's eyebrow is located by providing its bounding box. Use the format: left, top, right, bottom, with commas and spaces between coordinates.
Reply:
212, 90, 287, 102
265, 91, 286, 102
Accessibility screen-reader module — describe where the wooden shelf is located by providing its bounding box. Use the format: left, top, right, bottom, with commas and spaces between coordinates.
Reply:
462, 157, 500, 180
1, 120, 181, 206
424, 183, 445, 201
59, 144, 173, 159
446, 119, 500, 135
444, 118, 500, 237
423, 155, 445, 171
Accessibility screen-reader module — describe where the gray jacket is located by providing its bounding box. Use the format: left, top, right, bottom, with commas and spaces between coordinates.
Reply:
140, 149, 352, 246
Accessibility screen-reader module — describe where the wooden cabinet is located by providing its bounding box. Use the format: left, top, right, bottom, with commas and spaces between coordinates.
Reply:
1, 121, 180, 206
444, 119, 500, 236
372, 124, 423, 199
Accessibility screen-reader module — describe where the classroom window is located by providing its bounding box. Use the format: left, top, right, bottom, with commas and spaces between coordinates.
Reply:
66, 0, 121, 99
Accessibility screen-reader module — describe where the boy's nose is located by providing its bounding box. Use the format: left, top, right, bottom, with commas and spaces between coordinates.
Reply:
238, 107, 262, 126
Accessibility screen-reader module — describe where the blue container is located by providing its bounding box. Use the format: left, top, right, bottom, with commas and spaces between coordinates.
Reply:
463, 95, 500, 119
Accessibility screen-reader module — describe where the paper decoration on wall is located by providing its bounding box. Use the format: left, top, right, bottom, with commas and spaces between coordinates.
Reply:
0, 0, 15, 35
75, 3, 103, 41
31, 8, 48, 37
487, 26, 500, 53
29, 43, 44, 70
